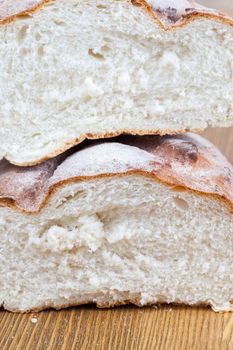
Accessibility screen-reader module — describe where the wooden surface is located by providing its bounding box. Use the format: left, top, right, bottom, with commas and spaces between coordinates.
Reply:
0, 128, 232, 350
0, 301, 233, 350
1, 1, 233, 349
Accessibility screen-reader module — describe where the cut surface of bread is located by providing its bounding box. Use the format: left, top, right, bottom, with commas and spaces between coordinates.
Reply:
0, 133, 233, 312
1, 0, 233, 165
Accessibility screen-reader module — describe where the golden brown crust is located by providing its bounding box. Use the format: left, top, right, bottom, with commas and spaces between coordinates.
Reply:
0, 0, 47, 25
135, 0, 233, 30
0, 133, 233, 215
1, 0, 233, 30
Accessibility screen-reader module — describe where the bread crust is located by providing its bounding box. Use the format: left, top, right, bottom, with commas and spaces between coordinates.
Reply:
0, 0, 48, 24
5, 128, 194, 167
0, 133, 233, 215
0, 0, 233, 29
134, 0, 233, 30
5, 293, 232, 313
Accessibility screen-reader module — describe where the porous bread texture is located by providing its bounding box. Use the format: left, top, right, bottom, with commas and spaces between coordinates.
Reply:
0, 134, 233, 312
1, 0, 233, 165
1, 175, 233, 312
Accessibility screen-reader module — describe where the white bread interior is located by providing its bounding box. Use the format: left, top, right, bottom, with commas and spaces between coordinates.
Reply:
1, 0, 233, 165
1, 175, 233, 312
0, 133, 233, 313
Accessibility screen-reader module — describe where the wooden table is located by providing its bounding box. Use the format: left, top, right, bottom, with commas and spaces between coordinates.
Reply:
0, 130, 233, 350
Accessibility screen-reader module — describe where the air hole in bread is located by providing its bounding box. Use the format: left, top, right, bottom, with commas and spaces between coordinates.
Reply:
96, 5, 107, 9
88, 49, 105, 60
173, 196, 189, 210
101, 45, 111, 53
38, 45, 45, 58
31, 133, 42, 139
145, 114, 153, 121
55, 190, 86, 209
54, 19, 66, 26
143, 183, 153, 188
20, 48, 28, 57
17, 25, 28, 44
35, 32, 42, 41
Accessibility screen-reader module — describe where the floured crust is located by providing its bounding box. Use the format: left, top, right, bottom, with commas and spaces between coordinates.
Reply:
0, 133, 233, 214
134, 0, 233, 30
0, 0, 47, 24
0, 0, 232, 30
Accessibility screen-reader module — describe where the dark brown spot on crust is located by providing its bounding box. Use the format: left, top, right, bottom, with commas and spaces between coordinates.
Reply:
158, 138, 199, 164
130, 0, 143, 7
155, 7, 180, 23
185, 8, 196, 12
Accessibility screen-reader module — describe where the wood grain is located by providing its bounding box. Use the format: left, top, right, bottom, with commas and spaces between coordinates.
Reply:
0, 302, 233, 350
0, 127, 233, 350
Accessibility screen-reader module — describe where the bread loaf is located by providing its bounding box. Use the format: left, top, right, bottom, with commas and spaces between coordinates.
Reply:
1, 0, 233, 165
0, 133, 233, 312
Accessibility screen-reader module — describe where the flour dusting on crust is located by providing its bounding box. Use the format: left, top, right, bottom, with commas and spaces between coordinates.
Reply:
0, 0, 42, 20
0, 134, 233, 212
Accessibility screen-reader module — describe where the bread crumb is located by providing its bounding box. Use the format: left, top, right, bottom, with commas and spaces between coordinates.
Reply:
31, 317, 38, 324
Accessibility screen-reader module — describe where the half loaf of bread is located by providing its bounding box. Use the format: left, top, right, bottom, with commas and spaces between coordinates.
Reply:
0, 133, 233, 312
1, 0, 233, 165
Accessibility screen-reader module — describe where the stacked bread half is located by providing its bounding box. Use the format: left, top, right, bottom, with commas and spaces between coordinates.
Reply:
1, 0, 233, 312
